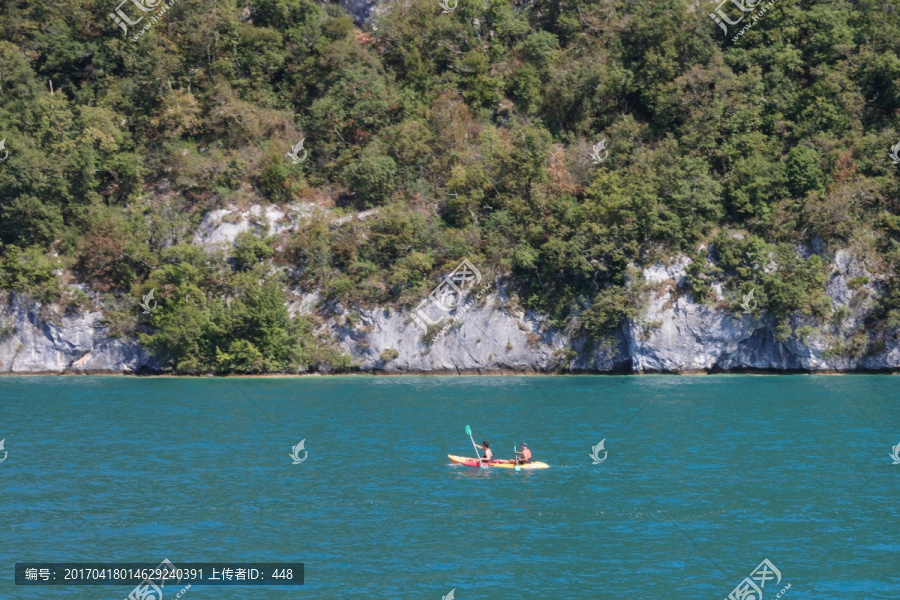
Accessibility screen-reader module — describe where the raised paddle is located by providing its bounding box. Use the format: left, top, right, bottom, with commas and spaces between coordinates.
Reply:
465, 424, 485, 467
514, 443, 521, 472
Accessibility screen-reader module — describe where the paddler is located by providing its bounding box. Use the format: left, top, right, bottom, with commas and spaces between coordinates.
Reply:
515, 442, 532, 464
475, 441, 493, 463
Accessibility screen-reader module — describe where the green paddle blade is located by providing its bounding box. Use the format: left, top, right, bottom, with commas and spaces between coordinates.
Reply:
465, 424, 472, 436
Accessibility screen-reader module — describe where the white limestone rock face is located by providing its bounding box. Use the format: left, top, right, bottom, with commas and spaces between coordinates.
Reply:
0, 294, 153, 374
862, 335, 900, 369
626, 256, 757, 372
326, 285, 628, 373
625, 251, 900, 372
287, 290, 322, 318
3, 238, 900, 373
626, 256, 817, 372
192, 203, 319, 250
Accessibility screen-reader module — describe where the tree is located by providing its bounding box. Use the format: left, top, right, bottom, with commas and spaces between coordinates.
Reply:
342, 146, 398, 208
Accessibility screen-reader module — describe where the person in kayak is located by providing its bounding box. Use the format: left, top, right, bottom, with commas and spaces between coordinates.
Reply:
515, 442, 532, 464
475, 441, 493, 463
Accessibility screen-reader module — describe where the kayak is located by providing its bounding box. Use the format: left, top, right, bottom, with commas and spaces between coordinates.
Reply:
448, 454, 549, 469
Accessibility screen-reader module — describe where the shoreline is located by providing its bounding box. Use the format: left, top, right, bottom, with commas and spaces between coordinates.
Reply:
0, 367, 897, 377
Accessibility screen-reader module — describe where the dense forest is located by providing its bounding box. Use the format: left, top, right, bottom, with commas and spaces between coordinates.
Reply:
0, 0, 899, 373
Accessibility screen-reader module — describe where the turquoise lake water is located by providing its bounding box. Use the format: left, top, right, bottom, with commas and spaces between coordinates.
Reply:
0, 375, 898, 599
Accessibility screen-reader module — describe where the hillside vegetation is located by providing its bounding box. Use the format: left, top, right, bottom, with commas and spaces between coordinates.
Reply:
0, 0, 899, 372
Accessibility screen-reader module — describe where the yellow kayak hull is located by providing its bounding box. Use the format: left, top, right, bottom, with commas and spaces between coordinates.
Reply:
448, 454, 549, 469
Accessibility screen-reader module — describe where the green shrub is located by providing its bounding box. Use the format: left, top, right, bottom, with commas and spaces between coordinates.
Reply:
341, 148, 398, 208
848, 276, 869, 290
580, 286, 636, 337
379, 347, 399, 363
232, 231, 275, 271
0, 245, 63, 303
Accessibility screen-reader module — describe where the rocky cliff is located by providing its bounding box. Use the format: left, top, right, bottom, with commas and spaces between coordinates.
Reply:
3, 241, 896, 374
318, 284, 630, 374
621, 251, 895, 372
320, 248, 899, 374
0, 293, 153, 374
